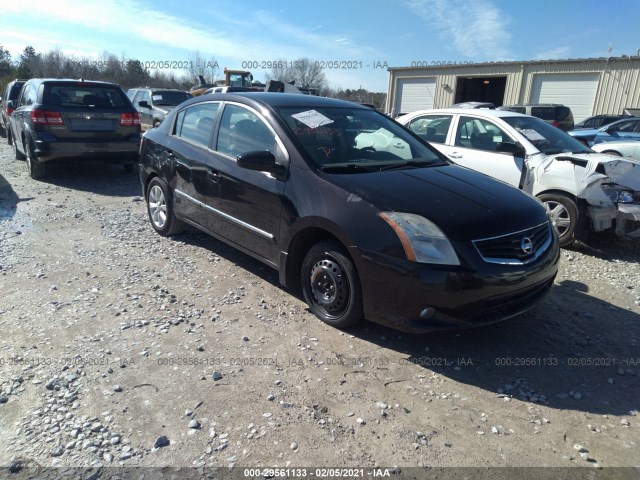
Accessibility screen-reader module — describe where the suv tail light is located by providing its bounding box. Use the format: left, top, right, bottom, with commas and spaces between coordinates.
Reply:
120, 112, 141, 126
7, 106, 14, 116
31, 109, 64, 125
551, 120, 560, 128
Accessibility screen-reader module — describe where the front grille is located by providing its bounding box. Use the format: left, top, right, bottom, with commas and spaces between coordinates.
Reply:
473, 221, 552, 265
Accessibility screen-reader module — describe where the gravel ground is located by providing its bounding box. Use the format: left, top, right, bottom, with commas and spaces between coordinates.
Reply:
0, 133, 639, 478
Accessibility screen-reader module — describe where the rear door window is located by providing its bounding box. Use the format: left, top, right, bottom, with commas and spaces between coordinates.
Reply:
174, 102, 220, 148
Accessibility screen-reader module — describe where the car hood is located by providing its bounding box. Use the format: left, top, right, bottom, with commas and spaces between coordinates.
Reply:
326, 164, 548, 241
527, 152, 640, 203
154, 106, 173, 114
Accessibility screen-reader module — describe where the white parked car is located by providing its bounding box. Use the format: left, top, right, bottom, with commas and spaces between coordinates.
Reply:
591, 140, 640, 162
391, 108, 640, 245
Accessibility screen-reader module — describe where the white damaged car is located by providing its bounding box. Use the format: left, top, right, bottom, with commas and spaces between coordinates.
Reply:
389, 108, 640, 246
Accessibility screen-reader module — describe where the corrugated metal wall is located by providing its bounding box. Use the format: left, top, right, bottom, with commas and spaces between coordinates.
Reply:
387, 57, 640, 117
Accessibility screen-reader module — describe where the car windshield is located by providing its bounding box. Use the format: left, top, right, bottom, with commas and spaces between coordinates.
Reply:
503, 116, 591, 155
152, 91, 191, 106
276, 106, 444, 171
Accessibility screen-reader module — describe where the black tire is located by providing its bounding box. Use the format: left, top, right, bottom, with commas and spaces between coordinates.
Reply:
13, 137, 25, 160
301, 241, 363, 329
146, 177, 184, 236
538, 193, 579, 247
26, 142, 46, 179
6, 126, 12, 146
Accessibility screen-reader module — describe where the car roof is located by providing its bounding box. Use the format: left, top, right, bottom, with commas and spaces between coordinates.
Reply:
502, 103, 566, 107
25, 78, 121, 87
185, 92, 370, 110
400, 108, 529, 119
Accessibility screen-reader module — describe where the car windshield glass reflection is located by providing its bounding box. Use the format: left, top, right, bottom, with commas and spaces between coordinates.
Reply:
503, 116, 591, 155
277, 107, 444, 171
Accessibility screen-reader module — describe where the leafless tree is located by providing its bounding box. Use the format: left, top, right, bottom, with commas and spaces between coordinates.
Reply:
265, 57, 327, 92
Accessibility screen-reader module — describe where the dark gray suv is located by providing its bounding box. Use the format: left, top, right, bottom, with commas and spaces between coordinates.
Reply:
498, 104, 574, 131
8, 78, 141, 179
1, 79, 26, 144
126, 88, 191, 130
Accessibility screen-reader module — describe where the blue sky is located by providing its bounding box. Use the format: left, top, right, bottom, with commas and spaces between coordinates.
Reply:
3, 0, 640, 92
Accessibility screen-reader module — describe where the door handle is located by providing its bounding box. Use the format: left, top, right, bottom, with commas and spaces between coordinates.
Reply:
207, 168, 220, 182
448, 151, 462, 159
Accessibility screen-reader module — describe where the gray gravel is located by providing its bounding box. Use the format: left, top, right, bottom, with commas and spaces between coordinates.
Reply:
0, 140, 639, 471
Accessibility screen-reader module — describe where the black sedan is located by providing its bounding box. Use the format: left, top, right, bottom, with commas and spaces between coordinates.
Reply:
139, 93, 560, 333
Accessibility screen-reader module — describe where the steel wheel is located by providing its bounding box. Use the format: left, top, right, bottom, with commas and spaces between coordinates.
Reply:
301, 241, 363, 329
309, 257, 350, 316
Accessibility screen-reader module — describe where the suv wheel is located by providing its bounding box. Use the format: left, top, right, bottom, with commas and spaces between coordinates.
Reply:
26, 142, 46, 179
146, 177, 184, 236
301, 241, 363, 329
539, 193, 578, 247
6, 126, 12, 146
13, 138, 26, 160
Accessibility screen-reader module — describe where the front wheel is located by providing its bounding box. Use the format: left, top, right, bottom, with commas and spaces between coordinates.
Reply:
146, 177, 184, 236
538, 193, 579, 247
301, 241, 363, 329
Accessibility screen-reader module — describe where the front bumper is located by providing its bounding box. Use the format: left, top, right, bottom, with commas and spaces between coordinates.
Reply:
354, 239, 560, 333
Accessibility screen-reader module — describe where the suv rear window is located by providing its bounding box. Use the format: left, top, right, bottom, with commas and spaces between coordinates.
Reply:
530, 107, 556, 120
43, 84, 130, 108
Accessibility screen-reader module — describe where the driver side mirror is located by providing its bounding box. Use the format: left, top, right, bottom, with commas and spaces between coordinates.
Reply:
237, 150, 285, 175
497, 142, 525, 157
138, 100, 150, 109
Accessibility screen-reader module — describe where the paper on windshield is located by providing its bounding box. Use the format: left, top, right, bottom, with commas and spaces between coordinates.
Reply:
518, 128, 546, 141
292, 110, 334, 129
152, 95, 163, 101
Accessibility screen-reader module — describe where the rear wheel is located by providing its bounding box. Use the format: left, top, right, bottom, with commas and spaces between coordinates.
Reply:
146, 177, 184, 236
6, 126, 12, 146
13, 137, 25, 160
26, 142, 46, 179
538, 193, 578, 247
301, 241, 363, 329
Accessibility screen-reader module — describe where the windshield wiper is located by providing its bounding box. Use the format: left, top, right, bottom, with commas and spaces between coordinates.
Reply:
319, 163, 378, 173
378, 160, 436, 171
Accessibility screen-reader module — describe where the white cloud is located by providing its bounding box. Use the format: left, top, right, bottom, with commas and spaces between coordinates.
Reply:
404, 0, 513, 60
3, 0, 383, 70
534, 46, 572, 60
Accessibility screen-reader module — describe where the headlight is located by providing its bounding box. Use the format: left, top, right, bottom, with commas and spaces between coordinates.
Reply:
378, 212, 460, 265
601, 185, 639, 204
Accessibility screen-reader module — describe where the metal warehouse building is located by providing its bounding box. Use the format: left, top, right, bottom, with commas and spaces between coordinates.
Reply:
385, 56, 640, 121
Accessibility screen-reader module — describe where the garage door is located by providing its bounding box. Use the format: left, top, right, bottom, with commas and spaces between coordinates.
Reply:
530, 73, 600, 122
395, 78, 436, 115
